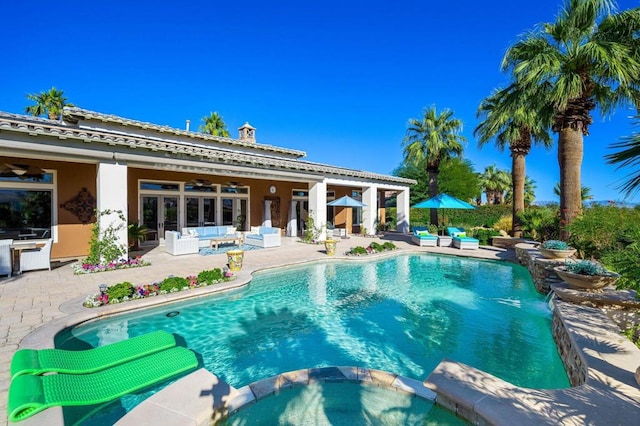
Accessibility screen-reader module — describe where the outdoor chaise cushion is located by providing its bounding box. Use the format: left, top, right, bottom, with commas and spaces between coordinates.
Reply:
447, 227, 479, 250
412, 226, 438, 247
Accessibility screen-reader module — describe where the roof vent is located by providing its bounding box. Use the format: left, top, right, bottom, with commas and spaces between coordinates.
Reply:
238, 122, 256, 142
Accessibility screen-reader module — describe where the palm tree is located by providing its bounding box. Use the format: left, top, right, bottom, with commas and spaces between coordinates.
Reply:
25, 87, 73, 120
402, 106, 466, 225
199, 112, 230, 137
605, 115, 640, 197
502, 0, 640, 238
479, 165, 511, 205
475, 82, 553, 237
553, 182, 594, 204
506, 176, 537, 206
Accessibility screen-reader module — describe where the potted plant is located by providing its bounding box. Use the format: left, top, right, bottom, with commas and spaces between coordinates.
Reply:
553, 260, 620, 290
538, 240, 576, 259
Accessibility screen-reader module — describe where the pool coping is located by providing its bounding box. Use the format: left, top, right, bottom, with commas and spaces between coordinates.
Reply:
117, 366, 439, 425
14, 247, 640, 425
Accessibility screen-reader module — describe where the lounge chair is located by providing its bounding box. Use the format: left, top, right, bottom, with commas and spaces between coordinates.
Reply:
8, 346, 198, 422
447, 227, 479, 250
10, 330, 177, 379
411, 226, 438, 247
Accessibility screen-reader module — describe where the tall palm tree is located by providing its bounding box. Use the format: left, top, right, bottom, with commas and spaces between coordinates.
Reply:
606, 115, 640, 197
502, 0, 640, 239
403, 106, 466, 225
199, 112, 230, 137
506, 176, 537, 206
25, 87, 73, 120
475, 82, 553, 237
479, 165, 511, 205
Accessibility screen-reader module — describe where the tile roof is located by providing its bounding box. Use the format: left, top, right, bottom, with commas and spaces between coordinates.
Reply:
63, 107, 307, 158
0, 111, 416, 186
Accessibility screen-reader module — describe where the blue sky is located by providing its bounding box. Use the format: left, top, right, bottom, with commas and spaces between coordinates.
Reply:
1, 0, 638, 203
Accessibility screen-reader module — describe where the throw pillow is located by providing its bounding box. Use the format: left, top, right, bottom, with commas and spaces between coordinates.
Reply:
456, 232, 467, 238
189, 229, 198, 237
417, 230, 429, 236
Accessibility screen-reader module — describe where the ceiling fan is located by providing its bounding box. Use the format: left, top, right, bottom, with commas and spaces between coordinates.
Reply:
186, 178, 213, 187
0, 163, 46, 179
225, 181, 244, 188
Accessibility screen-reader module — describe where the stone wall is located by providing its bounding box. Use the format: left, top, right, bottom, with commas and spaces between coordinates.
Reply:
515, 243, 587, 385
515, 242, 565, 294
551, 306, 587, 386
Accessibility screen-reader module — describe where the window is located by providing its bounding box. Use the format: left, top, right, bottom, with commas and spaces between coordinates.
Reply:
0, 172, 55, 240
140, 181, 180, 191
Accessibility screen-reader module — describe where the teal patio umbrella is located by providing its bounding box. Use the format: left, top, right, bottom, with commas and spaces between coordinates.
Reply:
412, 193, 475, 228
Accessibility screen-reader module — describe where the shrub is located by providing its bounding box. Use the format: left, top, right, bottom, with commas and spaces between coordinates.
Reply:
471, 228, 501, 245
369, 242, 384, 252
542, 240, 570, 250
601, 229, 640, 292
86, 209, 128, 265
106, 282, 135, 300
518, 207, 559, 241
197, 268, 224, 285
565, 260, 608, 276
492, 215, 512, 235
382, 242, 396, 250
567, 205, 639, 259
347, 246, 368, 255
159, 276, 189, 292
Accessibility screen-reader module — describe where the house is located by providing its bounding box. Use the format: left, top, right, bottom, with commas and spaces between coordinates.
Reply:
0, 107, 414, 260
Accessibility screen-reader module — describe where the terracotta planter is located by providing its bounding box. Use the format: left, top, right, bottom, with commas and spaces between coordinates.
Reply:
539, 247, 576, 259
553, 266, 620, 290
325, 239, 338, 256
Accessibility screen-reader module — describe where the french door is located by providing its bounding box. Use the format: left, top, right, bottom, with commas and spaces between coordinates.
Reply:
142, 195, 179, 240
185, 197, 217, 227
221, 197, 248, 231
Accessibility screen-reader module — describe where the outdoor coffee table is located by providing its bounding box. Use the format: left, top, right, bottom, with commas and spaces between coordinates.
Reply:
209, 235, 243, 250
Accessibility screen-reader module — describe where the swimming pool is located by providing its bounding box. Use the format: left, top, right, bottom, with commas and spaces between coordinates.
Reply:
56, 254, 569, 423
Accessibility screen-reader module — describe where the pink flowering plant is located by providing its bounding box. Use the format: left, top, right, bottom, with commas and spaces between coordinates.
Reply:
345, 241, 396, 256
83, 267, 235, 308
73, 256, 151, 275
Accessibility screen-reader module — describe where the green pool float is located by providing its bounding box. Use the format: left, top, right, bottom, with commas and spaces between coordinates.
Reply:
8, 346, 198, 422
10, 330, 176, 379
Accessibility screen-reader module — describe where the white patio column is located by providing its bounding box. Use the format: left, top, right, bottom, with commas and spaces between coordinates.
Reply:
308, 180, 327, 240
396, 189, 410, 233
362, 185, 378, 235
97, 161, 128, 260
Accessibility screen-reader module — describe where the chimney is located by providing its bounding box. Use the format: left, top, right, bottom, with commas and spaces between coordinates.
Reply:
186, 119, 191, 131
238, 122, 256, 142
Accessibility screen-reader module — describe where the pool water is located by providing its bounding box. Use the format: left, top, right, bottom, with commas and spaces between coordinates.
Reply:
57, 254, 569, 423
227, 381, 467, 425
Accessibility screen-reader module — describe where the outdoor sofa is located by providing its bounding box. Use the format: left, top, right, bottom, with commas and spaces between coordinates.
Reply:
244, 226, 281, 248
181, 226, 240, 248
